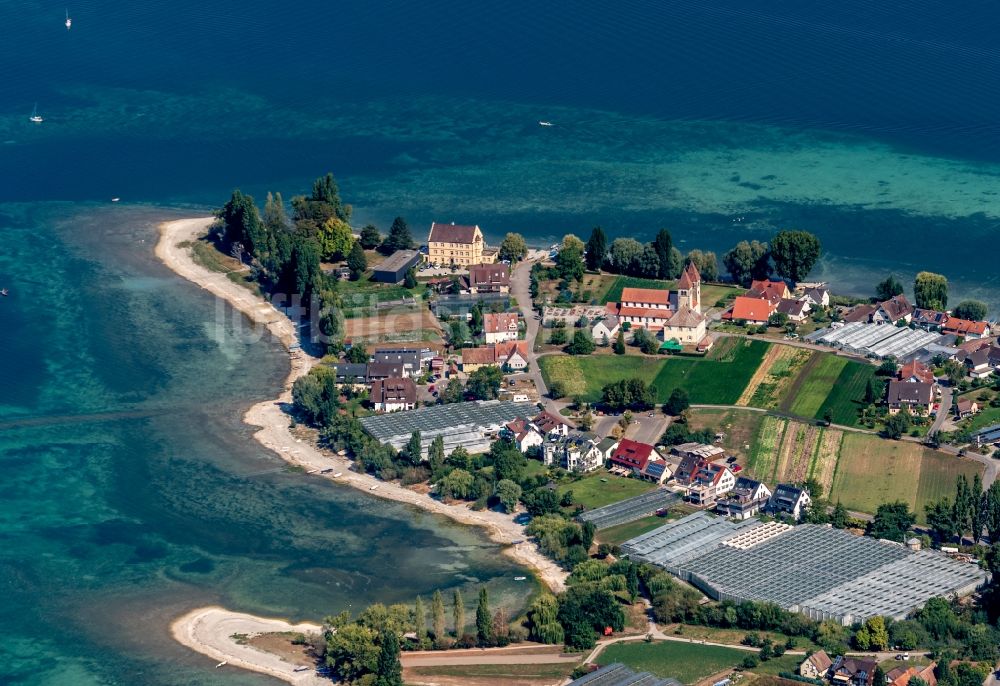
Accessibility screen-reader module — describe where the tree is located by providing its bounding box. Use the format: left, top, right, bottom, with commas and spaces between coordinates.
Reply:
663, 388, 690, 416
291, 238, 322, 302
413, 596, 427, 638
441, 378, 464, 404
769, 230, 821, 283
555, 241, 584, 282
830, 501, 849, 528
867, 501, 915, 541
495, 479, 522, 513
585, 226, 607, 271
686, 250, 720, 281
326, 623, 379, 682
926, 498, 958, 544
653, 228, 674, 280
405, 430, 422, 465
864, 377, 879, 404
221, 189, 268, 258
914, 271, 948, 310
883, 411, 911, 439
523, 488, 560, 516
723, 240, 770, 286
608, 238, 644, 275
951, 300, 988, 321
428, 435, 446, 474
854, 616, 889, 651
346, 343, 369, 364
452, 589, 465, 637
613, 330, 626, 355
374, 629, 403, 686
602, 378, 655, 411
318, 217, 355, 261
527, 594, 563, 644
476, 588, 492, 645
381, 216, 414, 254
440, 469, 474, 499
631, 326, 659, 355
359, 224, 381, 249
876, 274, 905, 301
498, 232, 528, 262
466, 366, 503, 400
566, 330, 596, 355
470, 302, 484, 334
403, 267, 417, 289
430, 590, 446, 642
347, 241, 367, 280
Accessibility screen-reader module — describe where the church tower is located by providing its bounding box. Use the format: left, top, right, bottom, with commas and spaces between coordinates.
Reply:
677, 262, 702, 313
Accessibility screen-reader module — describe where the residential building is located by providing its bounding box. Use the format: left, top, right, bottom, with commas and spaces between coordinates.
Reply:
963, 347, 994, 379
483, 312, 520, 343
369, 377, 417, 413
989, 345, 1000, 369
831, 657, 879, 686
912, 308, 948, 330
886, 380, 934, 416
873, 294, 913, 325
534, 410, 569, 437
802, 287, 830, 308
427, 222, 495, 266
887, 663, 938, 686
716, 477, 772, 520
747, 279, 790, 303
502, 417, 543, 453
799, 650, 833, 681
591, 315, 620, 343
660, 306, 707, 345
543, 432, 602, 473
899, 360, 935, 384
595, 437, 620, 462
724, 296, 777, 325
372, 348, 423, 377
676, 455, 735, 505
672, 442, 726, 470
942, 317, 991, 339
608, 439, 658, 477
366, 362, 406, 380
372, 249, 421, 284
767, 484, 812, 520
460, 340, 530, 372
332, 362, 369, 386
843, 303, 877, 324
955, 398, 980, 419
467, 263, 510, 293
641, 459, 673, 484
776, 298, 811, 322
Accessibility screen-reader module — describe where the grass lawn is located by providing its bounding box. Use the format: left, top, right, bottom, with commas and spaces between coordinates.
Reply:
601, 276, 676, 304
664, 626, 818, 654
702, 284, 743, 308
557, 472, 655, 511
539, 339, 769, 405
749, 654, 810, 677
787, 354, 848, 418
686, 408, 766, 461
598, 640, 749, 684
409, 664, 575, 679
830, 433, 984, 520
814, 361, 878, 427
597, 514, 671, 546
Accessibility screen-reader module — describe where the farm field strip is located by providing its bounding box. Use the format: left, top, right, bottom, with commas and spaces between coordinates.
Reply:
751, 346, 813, 410
786, 353, 848, 417
809, 428, 844, 492
738, 345, 799, 407
748, 416, 786, 481
815, 361, 878, 427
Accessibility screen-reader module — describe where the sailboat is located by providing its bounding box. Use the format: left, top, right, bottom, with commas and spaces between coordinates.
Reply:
65, 9, 72, 30
29, 104, 43, 123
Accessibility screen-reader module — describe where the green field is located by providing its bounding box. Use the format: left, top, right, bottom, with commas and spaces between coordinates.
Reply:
539, 340, 770, 404
787, 354, 848, 417
557, 472, 656, 510
701, 283, 743, 308
813, 361, 878, 427
597, 514, 671, 546
601, 276, 676, 304
598, 641, 749, 684
830, 433, 984, 522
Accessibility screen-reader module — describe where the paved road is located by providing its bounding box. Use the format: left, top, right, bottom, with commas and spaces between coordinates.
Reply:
931, 386, 953, 435
511, 257, 560, 415
715, 330, 873, 364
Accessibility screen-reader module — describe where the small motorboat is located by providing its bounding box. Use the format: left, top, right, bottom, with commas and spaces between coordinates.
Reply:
65, 9, 72, 30
538, 121, 553, 127
29, 103, 43, 123
1, 289, 8, 297
111, 197, 120, 202
514, 576, 527, 581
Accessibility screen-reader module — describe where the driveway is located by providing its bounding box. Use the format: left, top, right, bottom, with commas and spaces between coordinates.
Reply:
931, 386, 953, 435
625, 413, 670, 445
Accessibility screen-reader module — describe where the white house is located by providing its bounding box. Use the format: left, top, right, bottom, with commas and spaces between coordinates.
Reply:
767, 484, 812, 520
543, 433, 602, 473
370, 378, 417, 413
483, 312, 519, 343
503, 418, 544, 453
591, 316, 620, 344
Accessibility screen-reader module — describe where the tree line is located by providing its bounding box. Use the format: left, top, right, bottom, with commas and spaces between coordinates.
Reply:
876, 271, 988, 320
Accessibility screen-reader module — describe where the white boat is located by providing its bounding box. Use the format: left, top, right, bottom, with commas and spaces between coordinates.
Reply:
333, 472, 343, 478
1, 289, 8, 297
514, 576, 527, 581
111, 197, 120, 202
29, 103, 43, 123
369, 484, 379, 491
538, 120, 553, 127
65, 9, 72, 30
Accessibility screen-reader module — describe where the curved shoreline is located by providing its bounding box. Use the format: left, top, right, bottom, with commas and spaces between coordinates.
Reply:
156, 218, 568, 595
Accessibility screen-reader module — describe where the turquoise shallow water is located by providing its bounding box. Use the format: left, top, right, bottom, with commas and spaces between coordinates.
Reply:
0, 204, 531, 685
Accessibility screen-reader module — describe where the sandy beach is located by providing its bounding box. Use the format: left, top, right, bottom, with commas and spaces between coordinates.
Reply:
156, 218, 568, 594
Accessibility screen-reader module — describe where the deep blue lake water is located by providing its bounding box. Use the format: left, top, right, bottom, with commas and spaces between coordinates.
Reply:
2, 0, 1000, 682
